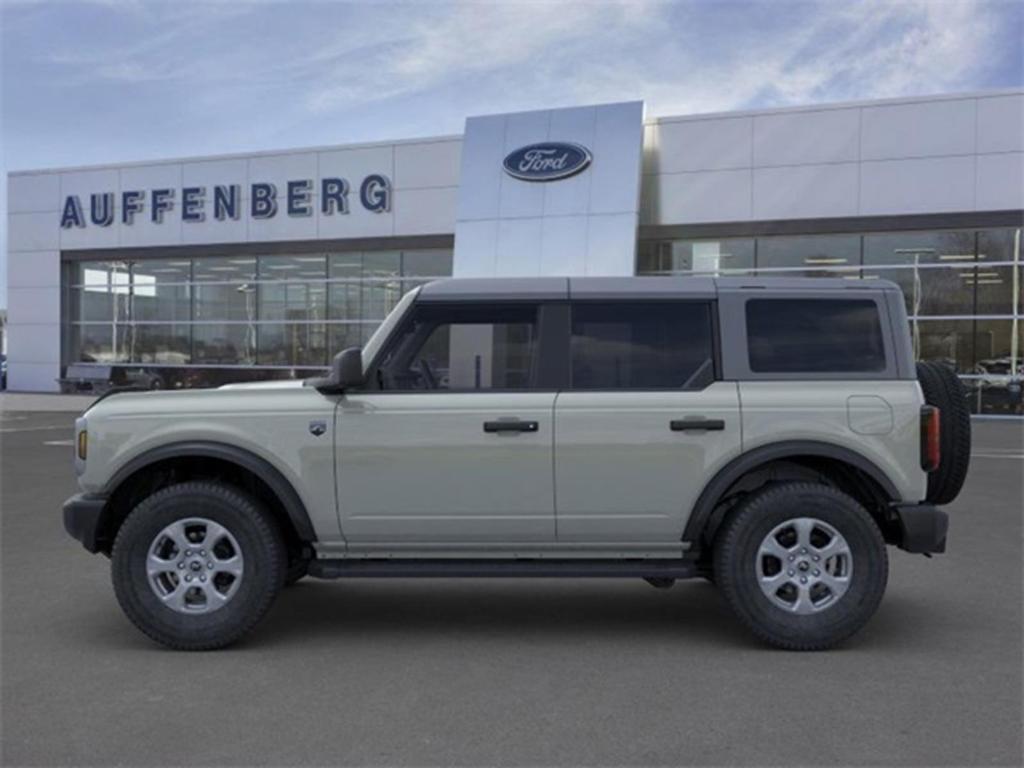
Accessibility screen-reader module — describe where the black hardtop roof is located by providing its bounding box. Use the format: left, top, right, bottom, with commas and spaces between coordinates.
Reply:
417, 276, 899, 301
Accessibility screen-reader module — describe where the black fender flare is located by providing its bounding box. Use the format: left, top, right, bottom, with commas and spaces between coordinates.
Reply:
682, 440, 902, 547
102, 441, 317, 542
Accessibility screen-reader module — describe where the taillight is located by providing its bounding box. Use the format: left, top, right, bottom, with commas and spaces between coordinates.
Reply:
921, 406, 941, 472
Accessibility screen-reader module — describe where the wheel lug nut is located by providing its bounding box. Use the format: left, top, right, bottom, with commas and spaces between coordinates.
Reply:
200, 575, 206, 582
787, 555, 795, 562
200, 550, 206, 557
185, 575, 192, 582
801, 548, 807, 554
185, 550, 192, 556
207, 562, 214, 569
813, 555, 820, 562
177, 562, 184, 569
813, 569, 820, 576
800, 576, 808, 584
787, 570, 795, 577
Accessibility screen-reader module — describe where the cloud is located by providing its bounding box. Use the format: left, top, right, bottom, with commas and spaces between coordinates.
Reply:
294, 0, 1019, 118
303, 1, 660, 112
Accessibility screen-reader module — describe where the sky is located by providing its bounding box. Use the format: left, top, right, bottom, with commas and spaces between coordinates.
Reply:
1, 0, 1022, 307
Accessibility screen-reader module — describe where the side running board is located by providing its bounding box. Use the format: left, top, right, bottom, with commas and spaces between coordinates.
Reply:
307, 558, 700, 580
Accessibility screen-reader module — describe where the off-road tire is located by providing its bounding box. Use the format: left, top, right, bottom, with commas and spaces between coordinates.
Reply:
714, 482, 888, 651
916, 361, 971, 505
111, 481, 286, 650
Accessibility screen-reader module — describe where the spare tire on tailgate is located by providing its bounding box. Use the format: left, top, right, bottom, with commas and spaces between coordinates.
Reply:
916, 361, 971, 504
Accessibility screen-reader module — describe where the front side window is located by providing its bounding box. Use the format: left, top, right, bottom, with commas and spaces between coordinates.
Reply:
570, 302, 715, 389
375, 303, 539, 391
747, 299, 886, 373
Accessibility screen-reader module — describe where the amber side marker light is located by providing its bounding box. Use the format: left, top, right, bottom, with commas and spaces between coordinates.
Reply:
920, 406, 941, 472
77, 430, 88, 461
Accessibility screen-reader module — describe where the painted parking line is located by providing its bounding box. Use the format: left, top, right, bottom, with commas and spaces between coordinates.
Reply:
971, 452, 1024, 460
0, 425, 70, 433
43, 439, 75, 447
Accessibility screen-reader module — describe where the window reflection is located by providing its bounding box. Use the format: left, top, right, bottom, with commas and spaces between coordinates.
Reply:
193, 324, 256, 366
756, 235, 861, 277
637, 239, 754, 275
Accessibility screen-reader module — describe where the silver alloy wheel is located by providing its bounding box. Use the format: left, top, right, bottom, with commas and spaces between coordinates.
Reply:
146, 517, 244, 614
755, 517, 853, 614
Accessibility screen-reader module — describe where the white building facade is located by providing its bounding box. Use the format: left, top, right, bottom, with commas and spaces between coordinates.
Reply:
6, 90, 1023, 413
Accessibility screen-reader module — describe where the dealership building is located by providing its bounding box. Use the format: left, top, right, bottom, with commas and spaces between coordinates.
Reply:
5, 89, 1023, 413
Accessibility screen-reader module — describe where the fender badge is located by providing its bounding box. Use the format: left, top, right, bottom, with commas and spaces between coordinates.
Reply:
309, 420, 327, 437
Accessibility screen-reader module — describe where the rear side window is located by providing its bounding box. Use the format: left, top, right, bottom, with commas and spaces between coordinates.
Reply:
570, 302, 715, 389
746, 299, 886, 373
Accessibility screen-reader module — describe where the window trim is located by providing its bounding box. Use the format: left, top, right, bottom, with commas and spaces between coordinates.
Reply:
565, 299, 720, 392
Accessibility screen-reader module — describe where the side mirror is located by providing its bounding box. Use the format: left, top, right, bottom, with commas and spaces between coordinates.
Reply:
307, 347, 363, 394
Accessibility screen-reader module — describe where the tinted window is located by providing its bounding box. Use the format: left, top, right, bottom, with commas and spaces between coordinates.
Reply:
570, 302, 714, 389
746, 299, 886, 373
376, 303, 538, 391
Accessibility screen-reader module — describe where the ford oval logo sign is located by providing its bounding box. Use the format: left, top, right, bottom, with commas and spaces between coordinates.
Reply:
503, 142, 592, 182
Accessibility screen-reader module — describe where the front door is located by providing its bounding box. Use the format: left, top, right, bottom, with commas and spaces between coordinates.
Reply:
554, 300, 742, 543
335, 301, 557, 545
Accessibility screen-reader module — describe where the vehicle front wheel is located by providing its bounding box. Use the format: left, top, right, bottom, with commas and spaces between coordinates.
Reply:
111, 481, 286, 650
713, 482, 888, 651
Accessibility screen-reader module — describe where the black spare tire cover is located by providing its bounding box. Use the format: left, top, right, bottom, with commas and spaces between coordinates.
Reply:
916, 361, 971, 505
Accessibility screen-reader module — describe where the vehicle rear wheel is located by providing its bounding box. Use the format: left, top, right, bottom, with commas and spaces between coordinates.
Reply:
111, 481, 286, 650
916, 361, 971, 505
713, 482, 888, 651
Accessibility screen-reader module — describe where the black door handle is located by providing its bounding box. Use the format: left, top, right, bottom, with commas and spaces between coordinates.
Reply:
670, 419, 725, 432
484, 420, 539, 434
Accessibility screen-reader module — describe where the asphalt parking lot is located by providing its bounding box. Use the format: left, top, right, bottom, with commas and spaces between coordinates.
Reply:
2, 409, 1021, 767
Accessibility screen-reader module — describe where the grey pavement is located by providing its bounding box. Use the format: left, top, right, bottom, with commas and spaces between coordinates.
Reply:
0, 392, 94, 413
1, 410, 1021, 766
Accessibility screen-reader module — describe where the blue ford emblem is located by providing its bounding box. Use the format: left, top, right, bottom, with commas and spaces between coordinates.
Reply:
503, 142, 592, 182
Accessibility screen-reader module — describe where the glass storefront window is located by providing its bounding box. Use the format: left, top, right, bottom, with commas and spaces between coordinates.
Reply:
194, 283, 256, 322
864, 230, 976, 266
327, 323, 366, 358
67, 287, 131, 323
71, 260, 131, 288
755, 234, 861, 276
193, 256, 257, 323
62, 248, 453, 386
361, 251, 402, 321
861, 265, 976, 317
192, 324, 256, 366
131, 324, 191, 365
259, 281, 327, 322
328, 252, 363, 322
131, 259, 191, 323
192, 256, 257, 282
70, 324, 130, 364
637, 239, 755, 275
257, 323, 328, 367
914, 319, 975, 373
977, 228, 1022, 316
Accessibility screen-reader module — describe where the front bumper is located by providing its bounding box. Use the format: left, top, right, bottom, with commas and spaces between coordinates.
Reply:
62, 493, 108, 553
892, 503, 949, 554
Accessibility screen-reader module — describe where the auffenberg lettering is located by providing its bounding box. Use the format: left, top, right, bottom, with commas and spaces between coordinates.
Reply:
59, 174, 391, 227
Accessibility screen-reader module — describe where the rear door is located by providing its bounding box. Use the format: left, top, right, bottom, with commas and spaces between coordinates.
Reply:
554, 300, 741, 543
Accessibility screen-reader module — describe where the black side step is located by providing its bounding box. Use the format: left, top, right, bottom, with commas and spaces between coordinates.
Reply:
307, 558, 700, 580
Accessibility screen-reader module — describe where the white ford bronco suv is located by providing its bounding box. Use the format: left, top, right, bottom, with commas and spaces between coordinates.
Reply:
63, 277, 969, 651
